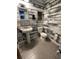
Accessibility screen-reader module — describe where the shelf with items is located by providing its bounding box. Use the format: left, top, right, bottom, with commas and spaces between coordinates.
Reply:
30, 31, 38, 34
17, 33, 27, 48
30, 30, 38, 35
48, 12, 61, 16
48, 21, 59, 26
30, 31, 38, 40
47, 33, 54, 39
29, 26, 38, 40
30, 34, 38, 39
52, 38, 60, 45
49, 37, 60, 46
18, 40, 26, 48
17, 27, 30, 47
47, 28, 61, 46
47, 7, 61, 14
46, 3, 61, 10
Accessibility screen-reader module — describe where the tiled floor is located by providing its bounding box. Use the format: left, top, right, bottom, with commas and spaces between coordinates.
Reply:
19, 37, 60, 59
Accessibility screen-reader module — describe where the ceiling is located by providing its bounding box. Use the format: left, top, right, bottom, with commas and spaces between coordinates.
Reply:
29, 0, 61, 9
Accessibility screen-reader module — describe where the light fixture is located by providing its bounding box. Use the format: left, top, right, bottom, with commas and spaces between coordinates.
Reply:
24, 0, 29, 2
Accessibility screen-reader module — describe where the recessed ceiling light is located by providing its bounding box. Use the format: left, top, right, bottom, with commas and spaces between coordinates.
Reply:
24, 0, 29, 2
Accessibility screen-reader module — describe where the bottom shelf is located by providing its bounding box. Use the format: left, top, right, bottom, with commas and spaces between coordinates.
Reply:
49, 37, 60, 46
17, 40, 26, 48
